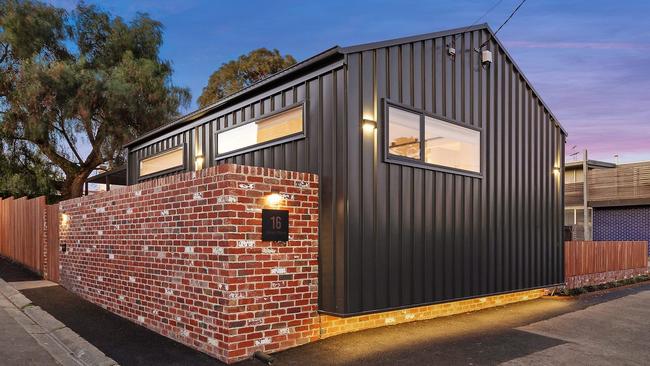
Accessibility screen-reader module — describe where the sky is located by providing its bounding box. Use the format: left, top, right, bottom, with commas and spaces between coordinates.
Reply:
48, 0, 650, 164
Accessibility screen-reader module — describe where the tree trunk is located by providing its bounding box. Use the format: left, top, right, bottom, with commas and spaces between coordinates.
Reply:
60, 170, 92, 200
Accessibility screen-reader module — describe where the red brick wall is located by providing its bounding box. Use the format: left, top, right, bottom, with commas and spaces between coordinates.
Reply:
565, 268, 648, 289
58, 164, 319, 363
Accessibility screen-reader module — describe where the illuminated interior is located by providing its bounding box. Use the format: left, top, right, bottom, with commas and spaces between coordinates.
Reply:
388, 107, 420, 159
387, 105, 480, 173
424, 116, 480, 173
139, 147, 184, 177
217, 106, 303, 155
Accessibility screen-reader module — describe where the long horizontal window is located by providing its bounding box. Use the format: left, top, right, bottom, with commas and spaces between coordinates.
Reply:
139, 146, 184, 177
217, 105, 304, 155
386, 104, 481, 174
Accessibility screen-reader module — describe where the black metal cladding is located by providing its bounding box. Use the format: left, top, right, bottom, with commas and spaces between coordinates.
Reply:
126, 25, 566, 316
342, 28, 565, 315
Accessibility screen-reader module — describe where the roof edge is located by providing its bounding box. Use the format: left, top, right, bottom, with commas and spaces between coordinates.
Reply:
125, 46, 343, 148
482, 24, 568, 136
339, 23, 489, 54
341, 23, 567, 136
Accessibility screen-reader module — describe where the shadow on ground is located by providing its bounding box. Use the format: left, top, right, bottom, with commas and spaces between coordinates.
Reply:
0, 256, 41, 282
21, 285, 224, 366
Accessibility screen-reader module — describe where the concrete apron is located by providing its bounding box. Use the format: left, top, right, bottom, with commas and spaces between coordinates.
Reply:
0, 278, 118, 366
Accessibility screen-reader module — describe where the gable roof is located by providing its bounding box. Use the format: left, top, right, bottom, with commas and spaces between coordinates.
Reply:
126, 24, 565, 148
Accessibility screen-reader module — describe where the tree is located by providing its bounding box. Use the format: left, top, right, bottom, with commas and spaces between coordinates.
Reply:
0, 0, 190, 199
0, 140, 61, 202
197, 48, 296, 108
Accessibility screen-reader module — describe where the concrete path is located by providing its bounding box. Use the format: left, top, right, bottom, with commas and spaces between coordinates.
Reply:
0, 295, 60, 365
10, 280, 60, 291
0, 277, 118, 366
504, 289, 650, 365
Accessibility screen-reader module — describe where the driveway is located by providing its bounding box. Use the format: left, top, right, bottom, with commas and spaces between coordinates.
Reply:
505, 289, 650, 365
237, 285, 650, 366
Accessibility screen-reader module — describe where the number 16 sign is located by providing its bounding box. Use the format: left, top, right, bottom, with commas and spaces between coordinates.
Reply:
262, 209, 289, 241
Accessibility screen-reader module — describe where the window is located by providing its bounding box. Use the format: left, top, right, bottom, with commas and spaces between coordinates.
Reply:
217, 105, 304, 156
387, 107, 421, 159
386, 103, 481, 174
424, 116, 480, 173
564, 206, 593, 225
139, 146, 184, 178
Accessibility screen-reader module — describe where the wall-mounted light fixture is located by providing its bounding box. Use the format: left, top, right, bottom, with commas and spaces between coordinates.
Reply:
195, 155, 204, 171
362, 119, 377, 133
553, 166, 561, 176
265, 193, 283, 206
61, 213, 70, 227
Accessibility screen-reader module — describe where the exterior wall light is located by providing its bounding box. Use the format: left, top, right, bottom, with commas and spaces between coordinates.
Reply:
362, 119, 377, 132
195, 155, 204, 171
553, 167, 561, 176
61, 213, 70, 227
266, 193, 283, 206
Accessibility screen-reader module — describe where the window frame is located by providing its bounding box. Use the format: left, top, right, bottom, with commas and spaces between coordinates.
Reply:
214, 102, 306, 160
137, 144, 187, 181
382, 99, 483, 178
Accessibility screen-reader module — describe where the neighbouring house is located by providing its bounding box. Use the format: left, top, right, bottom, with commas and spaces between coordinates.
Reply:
565, 159, 650, 251
80, 23, 566, 361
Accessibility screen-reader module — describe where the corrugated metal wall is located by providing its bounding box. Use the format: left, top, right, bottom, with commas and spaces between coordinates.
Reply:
127, 27, 566, 316
342, 28, 565, 315
128, 64, 348, 313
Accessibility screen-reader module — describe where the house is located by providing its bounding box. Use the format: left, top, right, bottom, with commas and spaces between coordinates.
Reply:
102, 23, 566, 317
565, 158, 650, 251
564, 159, 615, 239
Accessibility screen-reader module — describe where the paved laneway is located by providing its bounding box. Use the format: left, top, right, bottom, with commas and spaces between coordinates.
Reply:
237, 285, 650, 366
0, 296, 59, 365
505, 289, 650, 365
3, 255, 650, 365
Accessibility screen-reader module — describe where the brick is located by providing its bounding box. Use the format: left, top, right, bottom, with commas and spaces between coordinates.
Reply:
57, 164, 319, 364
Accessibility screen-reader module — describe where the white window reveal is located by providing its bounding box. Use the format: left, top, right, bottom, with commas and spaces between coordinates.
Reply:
217, 105, 304, 156
139, 146, 184, 178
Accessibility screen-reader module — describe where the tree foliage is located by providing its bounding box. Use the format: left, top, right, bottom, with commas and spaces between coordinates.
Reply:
0, 0, 190, 199
197, 48, 296, 108
0, 140, 61, 202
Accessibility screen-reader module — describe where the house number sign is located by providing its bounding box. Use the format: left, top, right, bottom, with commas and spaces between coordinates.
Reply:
262, 209, 289, 241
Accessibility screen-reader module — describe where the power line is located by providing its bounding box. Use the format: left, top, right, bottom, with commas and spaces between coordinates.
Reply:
469, 0, 506, 32
454, 0, 505, 40
493, 0, 529, 36
479, 0, 530, 49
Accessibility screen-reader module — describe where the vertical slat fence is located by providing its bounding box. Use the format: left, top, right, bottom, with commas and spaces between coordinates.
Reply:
564, 241, 648, 277
46, 203, 60, 282
0, 196, 46, 274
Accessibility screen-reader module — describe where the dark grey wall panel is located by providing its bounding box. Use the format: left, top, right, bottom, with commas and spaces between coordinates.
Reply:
127, 27, 565, 316
129, 66, 348, 313
343, 28, 564, 315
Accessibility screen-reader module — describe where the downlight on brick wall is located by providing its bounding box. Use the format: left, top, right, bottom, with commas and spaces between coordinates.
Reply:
57, 164, 319, 364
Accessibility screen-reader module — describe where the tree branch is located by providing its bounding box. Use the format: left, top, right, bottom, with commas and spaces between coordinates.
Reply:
36, 141, 76, 174
56, 120, 84, 164
0, 44, 9, 64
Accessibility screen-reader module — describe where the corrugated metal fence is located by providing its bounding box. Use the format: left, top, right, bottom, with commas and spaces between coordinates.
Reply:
564, 241, 648, 277
0, 196, 59, 280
